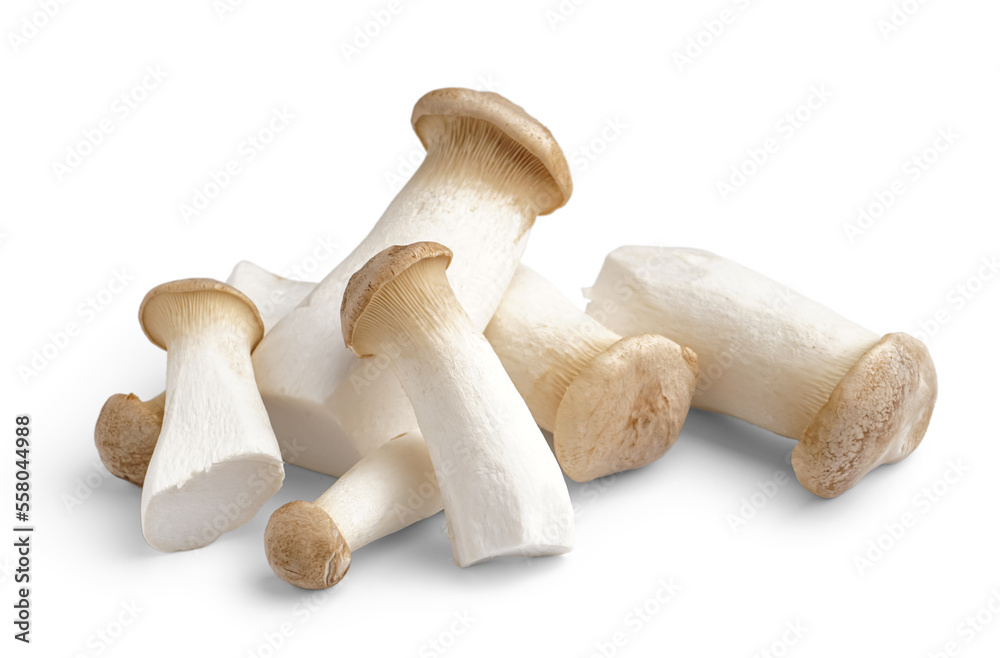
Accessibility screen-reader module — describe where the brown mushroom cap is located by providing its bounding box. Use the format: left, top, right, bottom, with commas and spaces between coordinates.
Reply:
792, 333, 938, 498
138, 278, 265, 352
555, 336, 699, 482
94, 392, 165, 486
411, 88, 572, 215
341, 242, 454, 355
264, 501, 351, 590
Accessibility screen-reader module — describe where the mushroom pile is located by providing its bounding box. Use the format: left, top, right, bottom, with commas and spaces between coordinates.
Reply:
95, 88, 938, 588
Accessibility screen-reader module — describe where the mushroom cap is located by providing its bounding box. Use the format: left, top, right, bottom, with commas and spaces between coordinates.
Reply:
792, 333, 938, 498
555, 336, 699, 482
341, 242, 454, 355
139, 278, 265, 352
94, 392, 165, 486
264, 501, 352, 589
411, 88, 572, 215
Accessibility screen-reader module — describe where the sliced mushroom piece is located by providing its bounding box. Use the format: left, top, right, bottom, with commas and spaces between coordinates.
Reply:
252, 88, 573, 477
225, 261, 317, 334
484, 265, 699, 482
95, 262, 315, 486
343, 242, 575, 567
265, 431, 440, 589
139, 278, 284, 551
585, 246, 937, 498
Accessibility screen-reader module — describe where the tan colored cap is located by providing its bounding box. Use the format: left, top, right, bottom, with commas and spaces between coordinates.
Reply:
94, 392, 165, 487
139, 278, 265, 352
341, 242, 453, 355
264, 501, 352, 590
793, 333, 938, 498
412, 88, 572, 215
555, 336, 699, 482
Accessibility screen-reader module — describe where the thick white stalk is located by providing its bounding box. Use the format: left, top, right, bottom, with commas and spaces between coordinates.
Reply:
141, 325, 283, 552
253, 90, 572, 477
255, 175, 534, 473
343, 245, 575, 567
265, 431, 442, 590
391, 320, 574, 566
95, 262, 317, 486
487, 265, 621, 428
585, 247, 937, 497
313, 432, 440, 551
585, 247, 878, 438
486, 265, 699, 481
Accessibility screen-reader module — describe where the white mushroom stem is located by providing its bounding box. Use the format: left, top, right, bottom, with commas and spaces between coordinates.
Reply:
265, 432, 442, 589
94, 262, 316, 486
487, 266, 623, 429
585, 247, 878, 439
344, 244, 574, 567
139, 280, 283, 552
314, 432, 440, 550
252, 88, 572, 477
585, 247, 937, 497
227, 261, 316, 333
484, 265, 698, 481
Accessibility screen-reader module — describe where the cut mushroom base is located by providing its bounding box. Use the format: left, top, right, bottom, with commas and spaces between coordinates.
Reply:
265, 432, 441, 589
95, 261, 315, 487
485, 265, 699, 482
342, 243, 575, 567
252, 88, 573, 478
585, 247, 937, 498
138, 279, 284, 552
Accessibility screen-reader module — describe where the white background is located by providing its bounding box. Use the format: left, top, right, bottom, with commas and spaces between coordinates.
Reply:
2, 0, 999, 656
